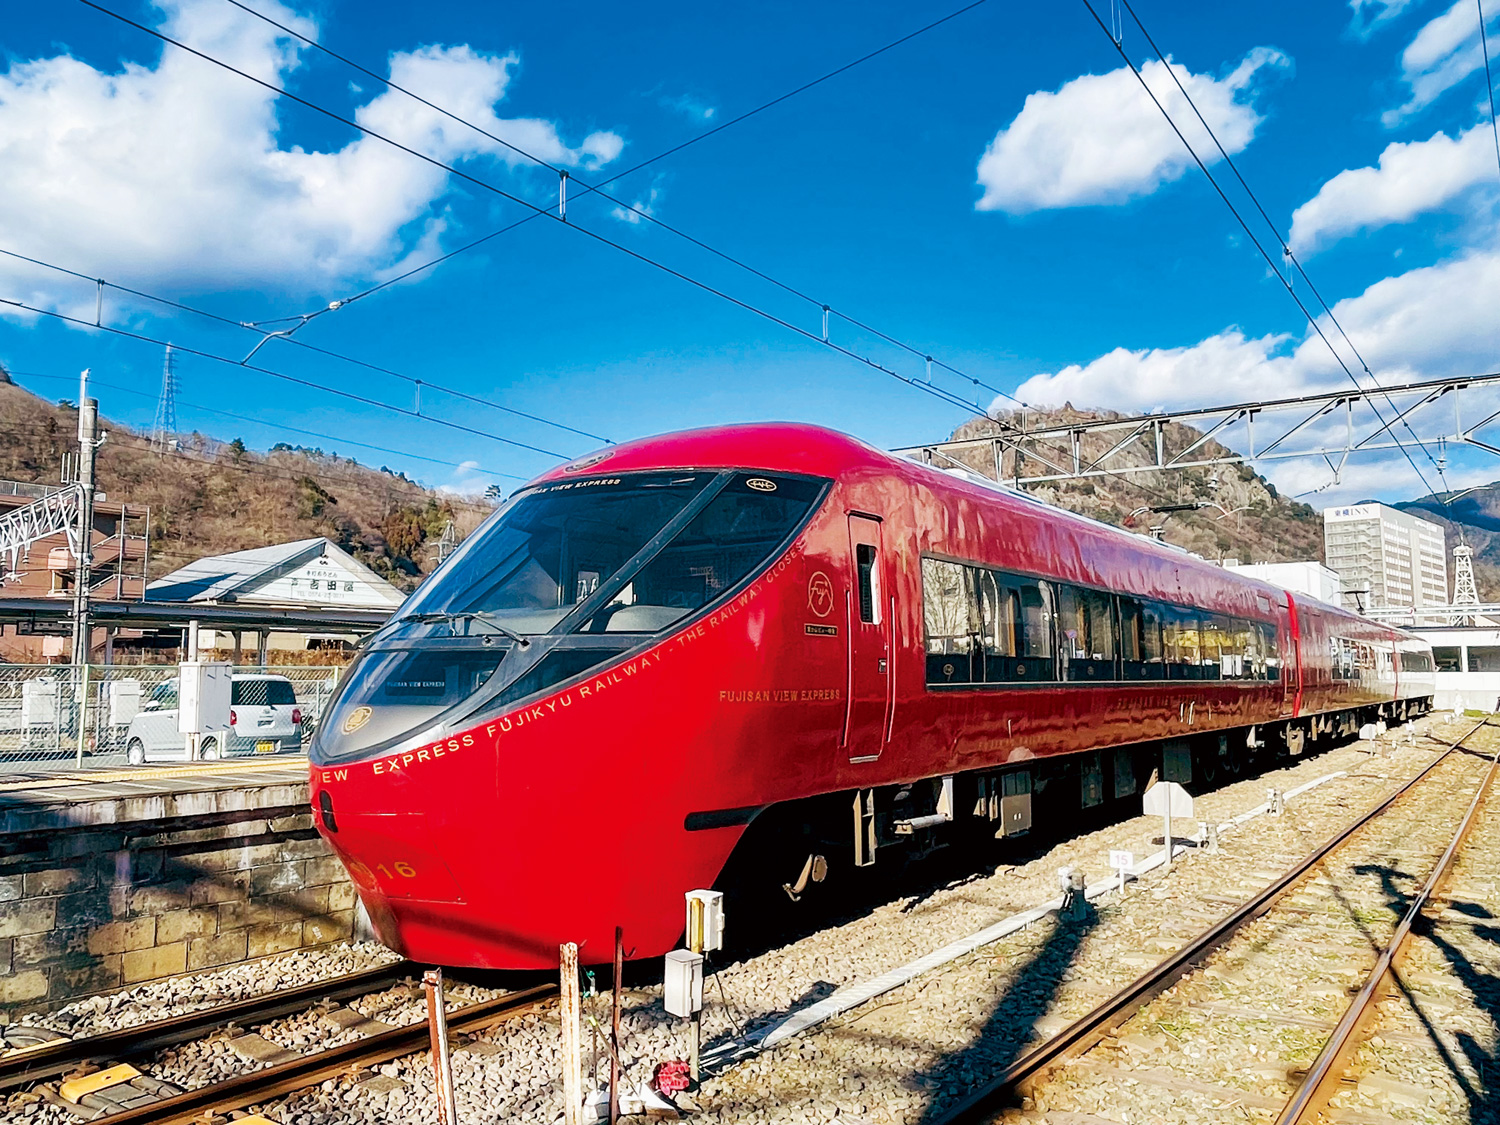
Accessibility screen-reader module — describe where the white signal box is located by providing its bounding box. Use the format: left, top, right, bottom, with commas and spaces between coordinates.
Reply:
178, 662, 233, 734
663, 949, 704, 1018
685, 889, 724, 953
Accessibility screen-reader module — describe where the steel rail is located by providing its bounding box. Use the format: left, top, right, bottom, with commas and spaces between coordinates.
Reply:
929, 717, 1491, 1125
0, 960, 419, 1091
1278, 726, 1500, 1123
89, 983, 557, 1124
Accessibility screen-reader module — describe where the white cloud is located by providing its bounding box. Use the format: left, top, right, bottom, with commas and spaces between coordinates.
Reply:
974, 48, 1291, 213
0, 0, 623, 304
1382, 0, 1500, 125
610, 183, 662, 225
1289, 125, 1498, 253
1013, 249, 1500, 415
1348, 0, 1424, 40
1008, 249, 1500, 500
660, 93, 716, 123
438, 459, 490, 497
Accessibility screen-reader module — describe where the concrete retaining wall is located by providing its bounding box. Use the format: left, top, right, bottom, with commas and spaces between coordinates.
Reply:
0, 772, 355, 1019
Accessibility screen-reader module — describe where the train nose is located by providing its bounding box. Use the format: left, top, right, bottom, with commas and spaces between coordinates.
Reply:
329, 810, 467, 905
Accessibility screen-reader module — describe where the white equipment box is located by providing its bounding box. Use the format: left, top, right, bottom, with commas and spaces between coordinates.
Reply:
21, 679, 58, 728
663, 949, 704, 1018
107, 679, 141, 726
178, 662, 233, 734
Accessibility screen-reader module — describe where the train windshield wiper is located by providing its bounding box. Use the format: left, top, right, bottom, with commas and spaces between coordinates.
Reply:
400, 611, 533, 648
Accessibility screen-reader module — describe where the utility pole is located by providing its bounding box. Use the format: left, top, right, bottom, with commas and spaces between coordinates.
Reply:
71, 370, 99, 667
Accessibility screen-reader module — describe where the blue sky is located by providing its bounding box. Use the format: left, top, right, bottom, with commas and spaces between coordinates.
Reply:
1, 0, 1498, 503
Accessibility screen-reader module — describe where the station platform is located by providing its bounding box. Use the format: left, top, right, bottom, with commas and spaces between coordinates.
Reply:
0, 756, 349, 1017
0, 757, 310, 831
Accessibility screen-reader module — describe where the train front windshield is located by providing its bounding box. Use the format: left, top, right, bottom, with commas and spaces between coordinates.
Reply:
313, 470, 827, 762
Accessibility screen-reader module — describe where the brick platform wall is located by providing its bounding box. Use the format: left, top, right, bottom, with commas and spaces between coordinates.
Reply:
0, 775, 358, 1019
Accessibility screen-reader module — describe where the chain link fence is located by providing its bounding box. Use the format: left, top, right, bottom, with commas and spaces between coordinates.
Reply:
0, 663, 342, 774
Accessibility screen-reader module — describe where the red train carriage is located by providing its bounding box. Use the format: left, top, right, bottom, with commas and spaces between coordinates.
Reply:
308, 423, 1434, 970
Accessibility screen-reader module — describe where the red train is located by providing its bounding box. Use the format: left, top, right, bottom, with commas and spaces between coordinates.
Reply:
308, 423, 1435, 969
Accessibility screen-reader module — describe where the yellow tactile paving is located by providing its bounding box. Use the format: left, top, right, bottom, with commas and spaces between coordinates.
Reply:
0, 755, 307, 793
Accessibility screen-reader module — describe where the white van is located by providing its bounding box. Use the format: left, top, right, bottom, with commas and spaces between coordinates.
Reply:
124, 673, 303, 763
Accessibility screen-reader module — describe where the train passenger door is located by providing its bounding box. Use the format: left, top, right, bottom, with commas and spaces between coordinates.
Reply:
844, 514, 893, 762
1283, 594, 1303, 717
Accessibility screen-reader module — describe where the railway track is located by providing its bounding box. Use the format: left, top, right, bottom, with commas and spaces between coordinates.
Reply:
930, 716, 1500, 1125
1, 956, 555, 1123
0, 961, 416, 1092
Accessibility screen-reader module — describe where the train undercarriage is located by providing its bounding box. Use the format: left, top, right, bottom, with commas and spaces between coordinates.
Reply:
725, 699, 1435, 916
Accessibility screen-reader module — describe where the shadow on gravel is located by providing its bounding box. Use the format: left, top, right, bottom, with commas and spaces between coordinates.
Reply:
1414, 900, 1500, 1124
907, 905, 1100, 1123
1351, 861, 1500, 1124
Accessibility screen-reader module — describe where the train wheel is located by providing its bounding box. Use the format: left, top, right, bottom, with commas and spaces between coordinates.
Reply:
1195, 746, 1219, 789
1225, 738, 1247, 777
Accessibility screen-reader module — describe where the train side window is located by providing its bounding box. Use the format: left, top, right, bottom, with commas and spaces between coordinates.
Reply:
856, 544, 879, 624
1239, 619, 1265, 680
1161, 606, 1201, 679
1121, 599, 1168, 680
1200, 614, 1250, 680
1119, 597, 1143, 675
1015, 578, 1056, 679
1058, 585, 1117, 682
922, 558, 977, 685
981, 571, 1055, 683
1198, 615, 1223, 681
1433, 646, 1460, 672
1258, 622, 1280, 679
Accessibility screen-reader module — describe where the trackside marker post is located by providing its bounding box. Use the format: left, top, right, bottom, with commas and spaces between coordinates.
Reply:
424, 968, 458, 1125
561, 943, 583, 1125
1109, 850, 1134, 892
610, 927, 623, 1125
1143, 781, 1193, 871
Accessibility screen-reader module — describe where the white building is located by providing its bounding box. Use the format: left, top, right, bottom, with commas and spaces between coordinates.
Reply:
1323, 503, 1447, 612
1222, 560, 1341, 605
147, 537, 405, 610
1404, 625, 1500, 712
147, 538, 405, 655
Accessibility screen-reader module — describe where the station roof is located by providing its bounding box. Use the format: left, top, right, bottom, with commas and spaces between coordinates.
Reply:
146, 537, 405, 609
0, 596, 392, 633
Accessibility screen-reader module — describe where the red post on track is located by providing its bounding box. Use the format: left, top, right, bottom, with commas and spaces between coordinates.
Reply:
424, 968, 459, 1125
610, 926, 623, 1125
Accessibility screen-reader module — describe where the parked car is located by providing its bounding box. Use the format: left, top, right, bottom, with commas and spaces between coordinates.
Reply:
123, 674, 303, 764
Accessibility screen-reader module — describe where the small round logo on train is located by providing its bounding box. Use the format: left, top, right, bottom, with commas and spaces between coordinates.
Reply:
808, 571, 834, 618
341, 706, 373, 735
562, 451, 614, 473
746, 477, 778, 492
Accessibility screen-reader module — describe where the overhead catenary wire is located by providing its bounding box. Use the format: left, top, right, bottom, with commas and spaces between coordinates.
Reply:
75, 0, 1010, 419
7, 369, 527, 481
0, 293, 570, 460
1115, 0, 1453, 491
217, 0, 1025, 411
1080, 0, 1458, 517
0, 421, 496, 563
1480, 0, 1500, 182
68, 0, 1207, 521
0, 246, 608, 447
